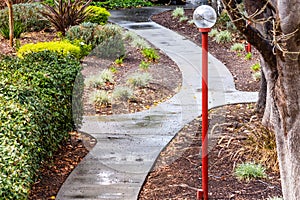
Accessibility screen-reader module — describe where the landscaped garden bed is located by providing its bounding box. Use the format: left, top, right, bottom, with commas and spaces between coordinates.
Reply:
0, 2, 282, 199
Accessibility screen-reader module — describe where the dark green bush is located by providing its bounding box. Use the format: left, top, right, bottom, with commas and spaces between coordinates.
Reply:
0, 3, 50, 32
0, 51, 83, 199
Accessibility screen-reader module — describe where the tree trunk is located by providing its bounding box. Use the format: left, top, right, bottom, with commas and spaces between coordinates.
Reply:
256, 60, 267, 114
222, 0, 300, 199
5, 0, 14, 47
244, 0, 274, 114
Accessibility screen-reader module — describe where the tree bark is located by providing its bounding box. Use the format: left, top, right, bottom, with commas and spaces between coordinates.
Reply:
5, 0, 14, 47
222, 0, 300, 199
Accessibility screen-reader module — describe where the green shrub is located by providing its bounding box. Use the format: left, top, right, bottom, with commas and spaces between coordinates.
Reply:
127, 72, 152, 88
179, 16, 188, 22
85, 75, 105, 88
0, 3, 49, 32
230, 43, 244, 52
214, 30, 232, 43
250, 63, 261, 72
172, 7, 185, 18
0, 21, 25, 39
66, 23, 125, 57
114, 57, 124, 65
92, 0, 153, 9
100, 69, 114, 83
235, 162, 267, 181
252, 71, 261, 81
85, 5, 110, 25
69, 39, 93, 57
217, 10, 231, 27
244, 52, 252, 60
90, 90, 111, 106
17, 41, 82, 59
124, 31, 150, 49
112, 86, 134, 101
142, 48, 160, 62
0, 51, 82, 199
66, 22, 98, 46
40, 0, 92, 35
208, 28, 219, 37
131, 38, 149, 49
91, 34, 125, 59
139, 61, 150, 70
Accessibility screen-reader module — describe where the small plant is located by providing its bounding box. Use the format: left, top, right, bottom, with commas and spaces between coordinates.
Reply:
85, 75, 105, 88
114, 57, 124, 65
139, 61, 150, 70
0, 21, 24, 39
214, 30, 232, 43
235, 162, 267, 181
100, 69, 114, 83
230, 43, 244, 52
252, 71, 261, 81
130, 37, 150, 49
112, 86, 134, 101
188, 19, 194, 25
217, 10, 231, 27
172, 7, 185, 18
142, 48, 160, 62
250, 63, 261, 72
179, 16, 188, 22
123, 31, 150, 49
243, 122, 279, 171
90, 90, 110, 107
208, 28, 219, 37
40, 0, 92, 36
244, 52, 252, 60
84, 5, 110, 25
127, 72, 152, 88
109, 66, 118, 73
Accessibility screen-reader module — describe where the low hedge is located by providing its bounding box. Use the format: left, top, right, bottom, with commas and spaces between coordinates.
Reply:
0, 51, 83, 199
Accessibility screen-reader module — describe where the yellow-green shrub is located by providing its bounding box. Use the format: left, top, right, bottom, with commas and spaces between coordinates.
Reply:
17, 41, 81, 59
85, 6, 110, 25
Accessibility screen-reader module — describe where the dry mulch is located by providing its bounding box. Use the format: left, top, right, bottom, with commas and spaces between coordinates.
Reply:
0, 8, 282, 200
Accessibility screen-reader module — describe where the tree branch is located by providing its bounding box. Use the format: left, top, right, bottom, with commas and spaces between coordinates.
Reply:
222, 0, 276, 70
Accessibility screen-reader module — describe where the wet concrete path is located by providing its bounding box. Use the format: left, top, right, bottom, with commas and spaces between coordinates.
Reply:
56, 6, 258, 200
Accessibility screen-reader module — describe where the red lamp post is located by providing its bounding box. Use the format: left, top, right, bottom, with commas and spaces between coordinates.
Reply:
193, 5, 217, 200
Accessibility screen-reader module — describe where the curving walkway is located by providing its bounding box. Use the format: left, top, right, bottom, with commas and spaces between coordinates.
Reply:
56, 7, 258, 200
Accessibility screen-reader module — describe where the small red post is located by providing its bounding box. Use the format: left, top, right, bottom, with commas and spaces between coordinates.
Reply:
197, 189, 204, 200
245, 43, 251, 53
199, 27, 210, 200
